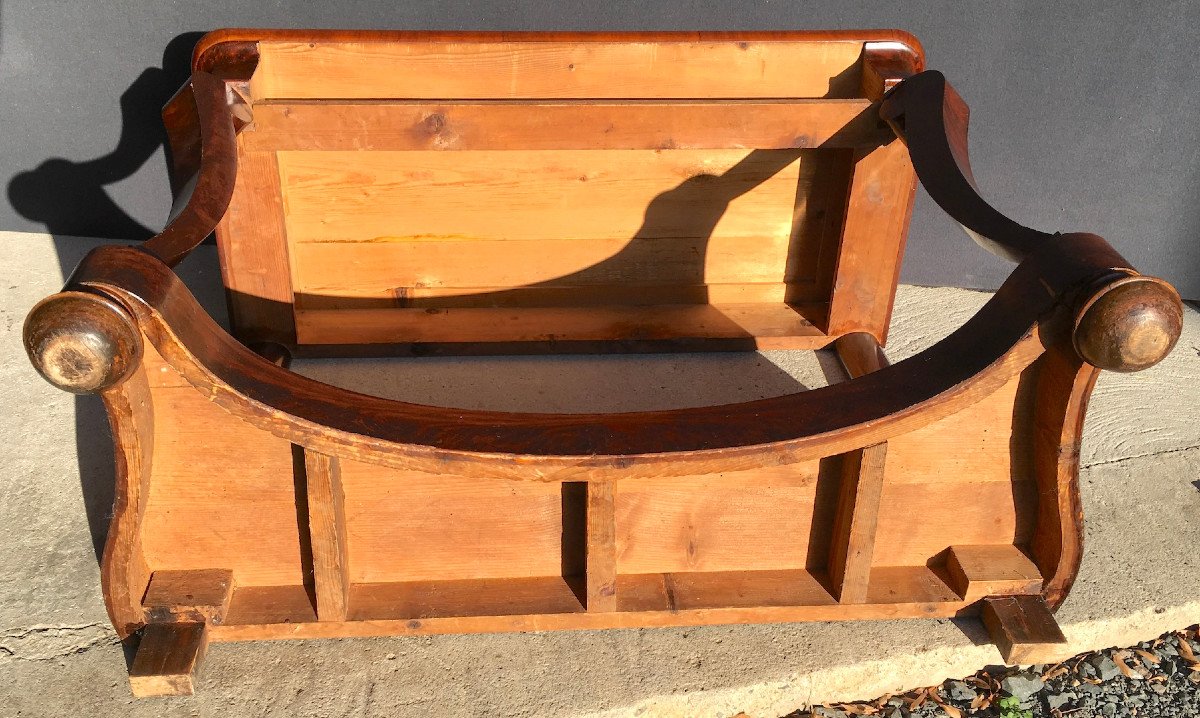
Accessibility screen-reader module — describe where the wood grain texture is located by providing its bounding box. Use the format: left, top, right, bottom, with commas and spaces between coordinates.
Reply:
247, 38, 870, 101
303, 451, 350, 621
245, 99, 887, 152
586, 482, 617, 612
128, 622, 209, 697
981, 594, 1068, 665
142, 569, 235, 625
944, 545, 1042, 602
828, 444, 887, 603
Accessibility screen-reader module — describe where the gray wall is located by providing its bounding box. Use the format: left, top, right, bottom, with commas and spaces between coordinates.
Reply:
3, 1, 1198, 298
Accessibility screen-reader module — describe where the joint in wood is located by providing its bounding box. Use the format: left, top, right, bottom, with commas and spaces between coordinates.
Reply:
944, 545, 1042, 602
142, 568, 235, 625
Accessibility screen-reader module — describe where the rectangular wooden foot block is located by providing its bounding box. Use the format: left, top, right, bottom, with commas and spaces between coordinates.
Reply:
981, 594, 1068, 665
128, 622, 210, 697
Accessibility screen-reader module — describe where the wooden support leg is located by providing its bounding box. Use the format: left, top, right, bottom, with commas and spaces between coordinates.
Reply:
585, 481, 618, 612
981, 594, 1068, 664
129, 622, 210, 697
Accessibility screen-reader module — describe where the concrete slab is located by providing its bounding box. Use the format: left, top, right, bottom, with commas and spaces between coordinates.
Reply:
1, 231, 1197, 717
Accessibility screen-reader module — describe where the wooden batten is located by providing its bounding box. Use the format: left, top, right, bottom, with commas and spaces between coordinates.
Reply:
944, 544, 1043, 602
585, 482, 618, 612
981, 594, 1068, 665
302, 450, 350, 621
827, 444, 887, 603
142, 569, 235, 625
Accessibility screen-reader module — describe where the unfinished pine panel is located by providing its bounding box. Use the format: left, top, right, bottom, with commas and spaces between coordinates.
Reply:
349, 577, 585, 621
248, 39, 868, 101
293, 303, 828, 348
616, 569, 835, 612
614, 461, 827, 575
138, 387, 303, 587
245, 99, 887, 153
337, 460, 565, 583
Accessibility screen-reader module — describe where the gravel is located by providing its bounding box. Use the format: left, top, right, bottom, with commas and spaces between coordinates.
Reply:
786, 625, 1200, 717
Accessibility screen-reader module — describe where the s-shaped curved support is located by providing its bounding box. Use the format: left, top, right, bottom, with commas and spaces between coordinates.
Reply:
881, 70, 1183, 372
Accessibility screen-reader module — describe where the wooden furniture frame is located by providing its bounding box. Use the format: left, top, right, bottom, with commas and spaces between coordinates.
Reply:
24, 30, 1183, 696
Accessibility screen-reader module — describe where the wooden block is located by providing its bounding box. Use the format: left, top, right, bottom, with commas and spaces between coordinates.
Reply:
142, 569, 235, 625
945, 544, 1043, 601
128, 622, 210, 697
304, 451, 350, 621
981, 594, 1068, 665
827, 444, 887, 603
585, 482, 617, 612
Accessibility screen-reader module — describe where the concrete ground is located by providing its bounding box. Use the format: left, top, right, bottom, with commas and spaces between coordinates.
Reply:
1, 231, 1197, 717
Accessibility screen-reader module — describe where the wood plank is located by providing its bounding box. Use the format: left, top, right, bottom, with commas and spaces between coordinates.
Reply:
882, 372, 1032, 484
213, 141, 296, 343
142, 569, 235, 625
615, 461, 826, 575
294, 303, 829, 348
825, 139, 917, 340
338, 461, 565, 583
250, 39, 868, 101
586, 482, 617, 612
827, 444, 887, 603
872, 480, 1038, 567
303, 450, 350, 621
275, 145, 814, 246
616, 569, 835, 612
223, 584, 317, 626
295, 281, 819, 311
945, 544, 1043, 602
348, 576, 584, 620
140, 387, 304, 587
865, 565, 960, 604
128, 622, 210, 697
981, 594, 1068, 665
245, 99, 886, 152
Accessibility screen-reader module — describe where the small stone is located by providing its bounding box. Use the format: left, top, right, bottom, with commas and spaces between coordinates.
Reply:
1090, 655, 1122, 681
815, 708, 847, 718
1151, 684, 1168, 695
1001, 673, 1045, 702
1079, 683, 1103, 696
945, 680, 976, 702
1047, 692, 1072, 709
1100, 704, 1117, 717
385, 652, 396, 660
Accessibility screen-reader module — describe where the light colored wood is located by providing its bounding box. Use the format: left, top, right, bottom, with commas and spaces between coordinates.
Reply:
825, 139, 917, 340
882, 372, 1031, 484
872, 480, 1038, 567
304, 450, 350, 621
945, 544, 1043, 602
249, 39, 868, 101
142, 569, 235, 625
981, 594, 1068, 664
615, 461, 825, 575
139, 387, 304, 587
617, 569, 835, 612
349, 576, 583, 621
213, 140, 296, 342
245, 99, 886, 152
828, 444, 887, 603
865, 565, 960, 604
294, 303, 829, 348
128, 622, 209, 697
586, 482, 617, 612
338, 460, 565, 583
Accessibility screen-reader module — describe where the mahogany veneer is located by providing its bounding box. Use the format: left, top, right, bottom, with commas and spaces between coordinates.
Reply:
24, 30, 1182, 696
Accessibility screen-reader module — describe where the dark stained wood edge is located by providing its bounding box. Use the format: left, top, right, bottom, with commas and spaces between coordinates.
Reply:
882, 70, 1054, 263
193, 30, 926, 76
860, 40, 924, 101
56, 233, 1128, 481
1030, 343, 1099, 610
981, 594, 1068, 664
99, 369, 154, 639
146, 72, 239, 268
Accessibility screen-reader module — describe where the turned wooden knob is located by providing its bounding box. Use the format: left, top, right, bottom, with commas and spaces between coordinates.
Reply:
1073, 274, 1182, 373
24, 291, 142, 393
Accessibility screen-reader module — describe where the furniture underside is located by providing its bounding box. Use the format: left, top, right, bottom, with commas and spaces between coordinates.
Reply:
132, 340, 1049, 641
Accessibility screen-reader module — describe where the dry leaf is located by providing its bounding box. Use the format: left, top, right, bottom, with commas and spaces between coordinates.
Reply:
940, 704, 962, 718
970, 694, 985, 710
1134, 649, 1161, 665
1042, 666, 1068, 680
1113, 653, 1143, 680
1178, 639, 1198, 664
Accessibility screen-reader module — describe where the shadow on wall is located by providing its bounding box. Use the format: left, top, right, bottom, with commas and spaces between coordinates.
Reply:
8, 31, 203, 562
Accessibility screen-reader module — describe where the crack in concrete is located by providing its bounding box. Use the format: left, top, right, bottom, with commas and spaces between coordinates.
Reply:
0, 622, 120, 663
1081, 443, 1200, 471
